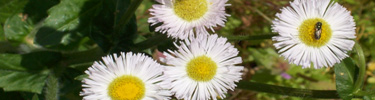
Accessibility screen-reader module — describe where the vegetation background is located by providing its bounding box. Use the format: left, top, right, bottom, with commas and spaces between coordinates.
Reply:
0, 0, 374, 99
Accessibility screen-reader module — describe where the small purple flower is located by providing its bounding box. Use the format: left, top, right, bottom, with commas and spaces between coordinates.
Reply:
281, 72, 292, 79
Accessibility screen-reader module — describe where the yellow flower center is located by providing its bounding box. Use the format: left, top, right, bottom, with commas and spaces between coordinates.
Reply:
298, 18, 332, 47
108, 75, 145, 100
173, 0, 208, 21
186, 55, 217, 81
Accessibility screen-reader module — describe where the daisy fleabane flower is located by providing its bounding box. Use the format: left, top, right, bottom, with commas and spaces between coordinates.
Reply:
272, 0, 356, 68
148, 0, 230, 39
161, 34, 244, 100
80, 52, 171, 100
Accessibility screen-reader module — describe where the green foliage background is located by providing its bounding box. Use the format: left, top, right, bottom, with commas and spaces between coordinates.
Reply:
0, 0, 374, 99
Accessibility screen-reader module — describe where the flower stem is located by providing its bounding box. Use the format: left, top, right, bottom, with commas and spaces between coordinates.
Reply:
132, 33, 171, 51
114, 0, 143, 34
226, 34, 277, 41
237, 81, 354, 99
353, 43, 366, 94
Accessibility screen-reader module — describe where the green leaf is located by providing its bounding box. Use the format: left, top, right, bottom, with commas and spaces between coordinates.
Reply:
3, 14, 33, 43
0, 0, 29, 41
364, 95, 375, 100
34, 0, 102, 46
247, 48, 279, 68
74, 74, 88, 81
335, 58, 357, 100
0, 0, 29, 23
0, 51, 61, 93
32, 94, 39, 100
0, 54, 47, 93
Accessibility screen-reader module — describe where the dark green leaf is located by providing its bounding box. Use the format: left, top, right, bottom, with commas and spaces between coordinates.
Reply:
0, 41, 18, 53
4, 14, 33, 43
335, 58, 357, 100
0, 51, 61, 93
21, 51, 62, 69
0, 90, 24, 100
90, 0, 137, 53
133, 33, 171, 52
58, 68, 85, 100
23, 0, 59, 23
0, 24, 4, 41
34, 0, 102, 46
0, 0, 29, 23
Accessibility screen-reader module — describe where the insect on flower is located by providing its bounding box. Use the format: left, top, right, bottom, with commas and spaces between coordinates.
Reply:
315, 22, 322, 40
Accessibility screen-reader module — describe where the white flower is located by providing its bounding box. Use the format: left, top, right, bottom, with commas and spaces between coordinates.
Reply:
80, 52, 171, 100
272, 0, 356, 68
161, 34, 244, 100
148, 0, 230, 39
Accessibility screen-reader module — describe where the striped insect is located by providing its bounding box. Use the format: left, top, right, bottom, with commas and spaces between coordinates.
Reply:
314, 22, 322, 40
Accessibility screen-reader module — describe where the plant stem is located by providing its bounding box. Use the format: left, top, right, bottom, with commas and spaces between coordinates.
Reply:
132, 33, 172, 51
353, 43, 366, 94
354, 91, 375, 96
237, 81, 341, 99
226, 34, 277, 41
248, 6, 273, 22
62, 46, 105, 65
114, 0, 143, 34
0, 41, 18, 53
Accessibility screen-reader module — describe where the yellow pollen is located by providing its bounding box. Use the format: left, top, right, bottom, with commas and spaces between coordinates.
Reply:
108, 75, 145, 100
186, 55, 217, 81
298, 18, 332, 47
173, 0, 208, 21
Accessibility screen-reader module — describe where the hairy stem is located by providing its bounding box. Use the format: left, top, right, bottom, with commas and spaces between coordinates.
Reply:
353, 43, 366, 94
45, 73, 59, 100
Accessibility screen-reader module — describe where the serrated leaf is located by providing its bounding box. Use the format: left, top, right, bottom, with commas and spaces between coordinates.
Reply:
335, 58, 357, 100
0, 51, 61, 93
0, 0, 29, 23
34, 0, 102, 46
4, 14, 33, 42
